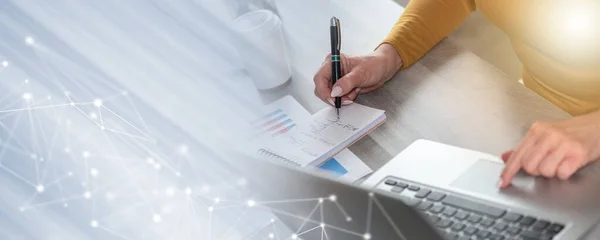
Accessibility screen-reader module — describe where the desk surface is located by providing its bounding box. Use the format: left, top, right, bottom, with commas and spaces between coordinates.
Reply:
265, 0, 570, 171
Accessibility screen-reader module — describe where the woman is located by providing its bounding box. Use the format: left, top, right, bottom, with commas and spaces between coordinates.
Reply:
313, 0, 600, 188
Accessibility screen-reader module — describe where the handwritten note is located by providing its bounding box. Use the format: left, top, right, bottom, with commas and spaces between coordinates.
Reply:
268, 104, 386, 165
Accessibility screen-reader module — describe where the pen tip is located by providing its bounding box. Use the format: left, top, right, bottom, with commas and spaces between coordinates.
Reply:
336, 108, 340, 117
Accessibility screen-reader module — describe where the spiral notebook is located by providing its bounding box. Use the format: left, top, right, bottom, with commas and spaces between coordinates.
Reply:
252, 99, 386, 167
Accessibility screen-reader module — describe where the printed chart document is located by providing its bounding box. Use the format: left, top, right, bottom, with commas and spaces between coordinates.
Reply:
246, 96, 381, 182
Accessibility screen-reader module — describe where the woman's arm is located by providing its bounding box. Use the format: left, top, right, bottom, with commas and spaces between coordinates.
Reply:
380, 0, 476, 69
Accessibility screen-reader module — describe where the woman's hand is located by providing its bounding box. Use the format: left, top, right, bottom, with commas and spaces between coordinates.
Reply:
498, 111, 600, 188
313, 43, 403, 106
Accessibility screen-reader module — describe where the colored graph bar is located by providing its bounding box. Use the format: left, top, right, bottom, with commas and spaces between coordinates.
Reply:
261, 114, 288, 127
265, 119, 293, 132
272, 124, 296, 137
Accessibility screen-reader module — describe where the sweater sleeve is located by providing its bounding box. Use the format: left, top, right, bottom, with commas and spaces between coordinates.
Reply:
380, 0, 476, 69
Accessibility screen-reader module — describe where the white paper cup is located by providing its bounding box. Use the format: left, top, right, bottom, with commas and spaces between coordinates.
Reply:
234, 10, 292, 90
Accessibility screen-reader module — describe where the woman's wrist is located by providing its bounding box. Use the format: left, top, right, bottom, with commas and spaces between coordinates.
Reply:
375, 43, 404, 75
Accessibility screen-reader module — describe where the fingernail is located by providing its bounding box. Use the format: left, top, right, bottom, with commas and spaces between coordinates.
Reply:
342, 100, 353, 105
355, 88, 361, 94
327, 99, 334, 106
331, 86, 342, 97
496, 179, 504, 188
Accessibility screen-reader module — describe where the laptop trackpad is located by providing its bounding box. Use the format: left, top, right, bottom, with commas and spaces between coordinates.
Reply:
449, 159, 535, 205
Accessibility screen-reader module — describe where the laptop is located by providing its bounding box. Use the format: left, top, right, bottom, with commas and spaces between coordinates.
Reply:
231, 139, 600, 240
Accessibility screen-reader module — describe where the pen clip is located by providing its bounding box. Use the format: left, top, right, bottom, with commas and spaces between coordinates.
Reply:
336, 18, 341, 51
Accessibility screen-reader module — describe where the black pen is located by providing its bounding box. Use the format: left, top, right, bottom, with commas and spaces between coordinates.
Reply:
330, 17, 342, 117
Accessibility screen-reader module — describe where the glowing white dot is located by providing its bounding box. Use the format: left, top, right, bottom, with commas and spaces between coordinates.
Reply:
90, 168, 99, 177
208, 206, 214, 212
1, 60, 7, 67
363, 233, 371, 240
100, 126, 105, 130
318, 198, 324, 203
68, 171, 73, 176
64, 147, 71, 153
93, 99, 102, 107
291, 234, 298, 239
178, 145, 188, 154
23, 92, 32, 100
39, 157, 44, 162
84, 191, 92, 199
25, 36, 35, 45
270, 218, 275, 223
24, 79, 29, 83
47, 96, 51, 100
19, 207, 24, 212
165, 188, 175, 197
29, 153, 37, 159
36, 184, 44, 193
82, 151, 90, 158
368, 192, 374, 197
90, 220, 98, 228
268, 233, 274, 239
320, 223, 325, 228
329, 195, 337, 202
70, 102, 75, 106
89, 112, 97, 119
147, 158, 154, 164
175, 172, 181, 177
154, 163, 161, 170
153, 214, 162, 223
185, 187, 192, 195
346, 217, 352, 222
214, 198, 220, 204
63, 203, 68, 208
247, 200, 256, 207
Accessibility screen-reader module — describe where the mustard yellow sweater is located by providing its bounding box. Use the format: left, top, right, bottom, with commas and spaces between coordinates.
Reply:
382, 0, 600, 116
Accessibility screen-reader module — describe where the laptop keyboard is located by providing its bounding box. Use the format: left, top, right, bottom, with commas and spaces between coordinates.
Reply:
381, 177, 565, 240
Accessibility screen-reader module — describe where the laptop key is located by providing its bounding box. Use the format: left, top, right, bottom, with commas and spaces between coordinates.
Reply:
519, 216, 536, 227
427, 192, 446, 202
442, 195, 506, 218
476, 230, 491, 239
396, 182, 409, 188
451, 222, 466, 232
490, 234, 505, 240
463, 226, 478, 236
436, 218, 453, 228
521, 230, 552, 240
503, 212, 523, 222
493, 222, 508, 231
506, 226, 521, 235
480, 218, 494, 227
467, 214, 482, 223
443, 206, 457, 217
415, 188, 431, 198
408, 185, 420, 191
532, 220, 550, 231
430, 205, 445, 214
391, 186, 404, 193
428, 215, 441, 224
548, 223, 565, 233
384, 179, 397, 186
417, 201, 433, 211
454, 211, 469, 220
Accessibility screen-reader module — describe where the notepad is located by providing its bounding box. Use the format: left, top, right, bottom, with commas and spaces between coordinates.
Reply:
256, 101, 386, 167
